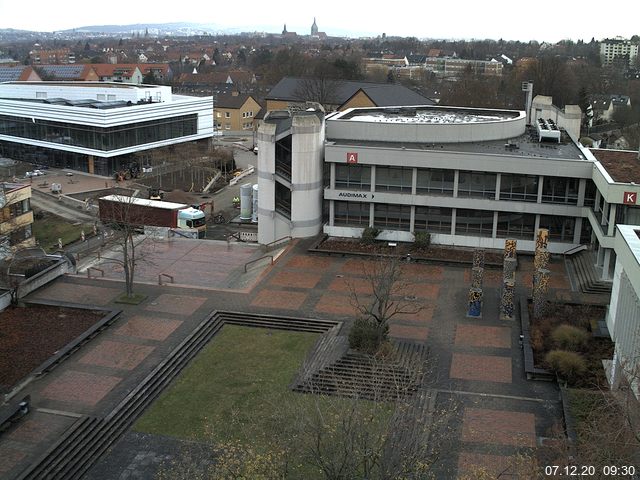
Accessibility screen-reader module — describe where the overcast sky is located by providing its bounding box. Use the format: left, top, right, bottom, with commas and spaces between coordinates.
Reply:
0, 0, 637, 42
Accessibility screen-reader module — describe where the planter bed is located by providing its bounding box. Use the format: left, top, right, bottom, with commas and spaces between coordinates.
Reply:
310, 235, 504, 268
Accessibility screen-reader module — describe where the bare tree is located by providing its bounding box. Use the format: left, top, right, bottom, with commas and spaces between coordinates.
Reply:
93, 194, 157, 299
349, 255, 423, 353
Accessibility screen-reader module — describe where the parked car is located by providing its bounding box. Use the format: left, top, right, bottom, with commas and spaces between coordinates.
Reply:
25, 170, 45, 177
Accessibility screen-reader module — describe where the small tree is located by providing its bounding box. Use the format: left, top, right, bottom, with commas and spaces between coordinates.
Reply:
94, 194, 156, 299
360, 226, 379, 245
413, 231, 431, 250
349, 255, 422, 353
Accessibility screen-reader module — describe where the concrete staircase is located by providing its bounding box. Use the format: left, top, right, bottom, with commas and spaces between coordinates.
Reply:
292, 340, 430, 401
567, 251, 612, 294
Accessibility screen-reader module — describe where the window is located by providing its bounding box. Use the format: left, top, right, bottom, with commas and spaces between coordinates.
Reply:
334, 201, 369, 226
541, 177, 578, 205
455, 209, 494, 237
414, 206, 452, 233
375, 166, 413, 193
225, 112, 231, 118
500, 174, 539, 202
374, 204, 411, 231
584, 180, 596, 207
0, 114, 198, 151
416, 168, 454, 196
335, 164, 371, 190
496, 212, 536, 239
216, 112, 221, 118
539, 215, 575, 242
225, 124, 231, 130
242, 112, 247, 118
457, 171, 496, 199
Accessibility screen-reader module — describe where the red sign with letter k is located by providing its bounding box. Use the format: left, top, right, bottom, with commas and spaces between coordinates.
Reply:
623, 191, 637, 205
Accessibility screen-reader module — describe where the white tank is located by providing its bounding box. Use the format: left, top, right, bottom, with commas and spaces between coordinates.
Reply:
252, 184, 258, 223
240, 183, 252, 221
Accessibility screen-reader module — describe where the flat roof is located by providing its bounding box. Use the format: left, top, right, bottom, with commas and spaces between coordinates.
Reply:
3, 97, 136, 110
328, 125, 586, 161
0, 182, 28, 192
1, 81, 163, 89
338, 105, 520, 124
100, 195, 187, 210
589, 148, 640, 184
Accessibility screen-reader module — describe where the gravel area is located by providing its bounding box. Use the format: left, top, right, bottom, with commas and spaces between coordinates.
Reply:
0, 305, 105, 393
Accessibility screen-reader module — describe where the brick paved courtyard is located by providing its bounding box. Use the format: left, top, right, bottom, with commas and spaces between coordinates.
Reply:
0, 240, 574, 479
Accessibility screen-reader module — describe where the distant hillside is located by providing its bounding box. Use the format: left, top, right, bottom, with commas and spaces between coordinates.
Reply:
66, 22, 224, 35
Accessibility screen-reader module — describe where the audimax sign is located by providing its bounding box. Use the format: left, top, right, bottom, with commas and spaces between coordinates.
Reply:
336, 191, 373, 199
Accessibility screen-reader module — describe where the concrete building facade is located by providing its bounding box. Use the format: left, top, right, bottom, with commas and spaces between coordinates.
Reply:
257, 105, 640, 283
0, 81, 214, 176
607, 224, 640, 397
257, 110, 324, 244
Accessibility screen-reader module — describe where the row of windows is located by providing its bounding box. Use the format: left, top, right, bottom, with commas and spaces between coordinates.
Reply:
333, 201, 582, 242
0, 199, 31, 223
216, 111, 255, 119
0, 114, 198, 152
334, 164, 583, 205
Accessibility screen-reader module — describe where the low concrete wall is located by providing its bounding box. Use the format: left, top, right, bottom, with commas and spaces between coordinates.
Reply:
0, 290, 12, 311
16, 256, 73, 299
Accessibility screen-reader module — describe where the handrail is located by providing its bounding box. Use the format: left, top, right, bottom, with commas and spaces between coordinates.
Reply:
263, 235, 292, 252
158, 273, 174, 285
87, 267, 104, 279
244, 255, 273, 272
563, 244, 587, 257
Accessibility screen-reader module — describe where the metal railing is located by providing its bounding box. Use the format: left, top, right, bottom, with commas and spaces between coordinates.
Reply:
263, 235, 292, 252
562, 244, 587, 257
244, 255, 273, 272
87, 267, 104, 279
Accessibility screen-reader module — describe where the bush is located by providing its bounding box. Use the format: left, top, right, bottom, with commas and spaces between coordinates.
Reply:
360, 227, 380, 245
545, 350, 587, 382
349, 317, 387, 354
413, 231, 431, 249
551, 324, 590, 351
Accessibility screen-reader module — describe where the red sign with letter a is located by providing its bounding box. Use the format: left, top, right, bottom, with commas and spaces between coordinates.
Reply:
346, 152, 358, 164
623, 191, 637, 205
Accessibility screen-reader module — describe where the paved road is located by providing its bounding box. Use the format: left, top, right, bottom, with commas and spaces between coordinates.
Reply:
31, 189, 96, 223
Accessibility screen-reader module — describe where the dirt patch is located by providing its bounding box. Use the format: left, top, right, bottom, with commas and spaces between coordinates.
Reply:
0, 304, 105, 393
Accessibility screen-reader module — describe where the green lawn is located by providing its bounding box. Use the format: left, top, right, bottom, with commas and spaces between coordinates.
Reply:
135, 325, 397, 478
134, 325, 319, 442
32, 215, 93, 252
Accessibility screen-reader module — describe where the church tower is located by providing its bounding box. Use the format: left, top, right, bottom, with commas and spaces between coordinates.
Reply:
311, 18, 318, 36
282, 24, 288, 35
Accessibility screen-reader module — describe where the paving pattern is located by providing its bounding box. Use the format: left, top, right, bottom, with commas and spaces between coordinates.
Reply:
0, 240, 579, 479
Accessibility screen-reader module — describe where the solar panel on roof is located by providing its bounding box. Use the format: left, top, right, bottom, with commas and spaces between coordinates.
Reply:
39, 65, 84, 79
0, 68, 23, 82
